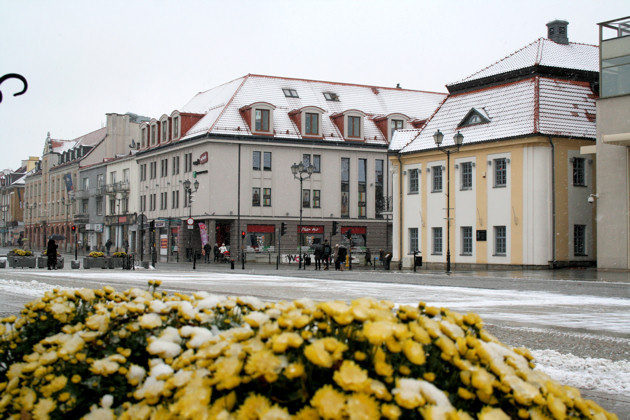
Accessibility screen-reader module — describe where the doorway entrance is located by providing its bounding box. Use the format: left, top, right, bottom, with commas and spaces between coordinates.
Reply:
215, 222, 231, 247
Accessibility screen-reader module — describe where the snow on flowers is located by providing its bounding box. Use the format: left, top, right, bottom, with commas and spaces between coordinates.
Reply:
0, 282, 618, 419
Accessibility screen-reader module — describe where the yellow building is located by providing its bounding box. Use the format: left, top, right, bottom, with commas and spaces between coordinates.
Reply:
390, 22, 598, 269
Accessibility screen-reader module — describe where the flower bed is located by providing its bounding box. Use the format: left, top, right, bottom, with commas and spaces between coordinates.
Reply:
88, 252, 105, 258
8, 248, 32, 257
0, 283, 616, 419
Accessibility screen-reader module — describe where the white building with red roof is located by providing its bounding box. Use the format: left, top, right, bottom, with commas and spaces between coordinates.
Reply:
390, 21, 598, 269
135, 74, 446, 260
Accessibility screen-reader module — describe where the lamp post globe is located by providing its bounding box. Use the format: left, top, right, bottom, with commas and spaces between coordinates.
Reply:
433, 129, 444, 147
453, 131, 464, 147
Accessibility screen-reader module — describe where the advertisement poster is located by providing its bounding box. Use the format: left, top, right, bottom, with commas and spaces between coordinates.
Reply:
160, 234, 168, 255
199, 222, 208, 246
63, 173, 74, 193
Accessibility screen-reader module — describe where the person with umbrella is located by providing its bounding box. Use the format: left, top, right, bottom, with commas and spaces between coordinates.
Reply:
46, 238, 58, 270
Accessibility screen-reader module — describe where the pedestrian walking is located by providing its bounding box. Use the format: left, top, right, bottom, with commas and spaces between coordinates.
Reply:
379, 249, 385, 268
313, 243, 323, 270
46, 239, 58, 270
123, 238, 129, 254
105, 238, 113, 255
323, 239, 331, 270
365, 247, 372, 266
338, 245, 347, 271
213, 243, 220, 262
204, 243, 211, 263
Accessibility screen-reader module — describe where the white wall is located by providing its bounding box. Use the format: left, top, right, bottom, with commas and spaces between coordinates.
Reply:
425, 159, 446, 264
401, 162, 422, 267
522, 146, 552, 265
567, 150, 595, 260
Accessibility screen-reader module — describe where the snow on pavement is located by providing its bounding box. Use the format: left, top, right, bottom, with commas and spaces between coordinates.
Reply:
0, 279, 74, 297
532, 350, 630, 396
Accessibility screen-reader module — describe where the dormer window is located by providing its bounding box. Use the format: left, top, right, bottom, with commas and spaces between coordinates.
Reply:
348, 116, 361, 138
255, 109, 270, 131
282, 88, 299, 98
172, 116, 179, 140
151, 125, 157, 145
305, 113, 319, 135
161, 120, 168, 142
323, 92, 339, 101
141, 126, 147, 148
391, 119, 404, 138
458, 108, 490, 128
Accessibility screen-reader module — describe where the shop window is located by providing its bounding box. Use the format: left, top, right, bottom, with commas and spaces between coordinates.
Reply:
245, 225, 276, 251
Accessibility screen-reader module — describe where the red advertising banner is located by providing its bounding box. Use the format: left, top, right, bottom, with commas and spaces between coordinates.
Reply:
298, 225, 324, 234
247, 224, 275, 233
341, 226, 367, 235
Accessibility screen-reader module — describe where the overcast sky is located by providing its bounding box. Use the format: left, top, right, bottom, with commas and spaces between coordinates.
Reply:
0, 0, 627, 170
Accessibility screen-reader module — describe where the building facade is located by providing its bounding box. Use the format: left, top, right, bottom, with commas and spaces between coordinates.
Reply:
0, 158, 38, 246
135, 74, 446, 261
390, 21, 598, 269
595, 17, 630, 270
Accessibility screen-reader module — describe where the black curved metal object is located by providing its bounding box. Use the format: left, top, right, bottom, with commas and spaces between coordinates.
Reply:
0, 73, 28, 103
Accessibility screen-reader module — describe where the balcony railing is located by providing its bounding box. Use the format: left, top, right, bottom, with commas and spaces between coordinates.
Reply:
105, 181, 130, 195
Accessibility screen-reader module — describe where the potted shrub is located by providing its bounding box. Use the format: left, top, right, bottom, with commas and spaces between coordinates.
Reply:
83, 251, 109, 269
111, 251, 127, 268
7, 248, 36, 268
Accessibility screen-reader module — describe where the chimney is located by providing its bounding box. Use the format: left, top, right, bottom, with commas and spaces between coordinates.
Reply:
546, 20, 569, 44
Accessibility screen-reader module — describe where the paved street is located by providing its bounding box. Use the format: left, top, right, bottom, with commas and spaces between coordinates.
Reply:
1, 255, 629, 416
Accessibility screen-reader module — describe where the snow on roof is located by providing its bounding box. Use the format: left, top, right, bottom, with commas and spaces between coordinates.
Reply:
451, 38, 598, 86
11, 174, 26, 186
181, 74, 446, 145
397, 77, 595, 154
51, 127, 107, 154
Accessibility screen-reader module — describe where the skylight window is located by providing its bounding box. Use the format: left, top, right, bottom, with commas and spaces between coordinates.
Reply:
323, 92, 339, 101
282, 88, 299, 98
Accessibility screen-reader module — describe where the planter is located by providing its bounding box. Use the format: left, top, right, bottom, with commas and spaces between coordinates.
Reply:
37, 256, 65, 269
8, 256, 36, 268
0, 260, 5, 268
71, 260, 80, 269
83, 257, 111, 269
111, 257, 125, 268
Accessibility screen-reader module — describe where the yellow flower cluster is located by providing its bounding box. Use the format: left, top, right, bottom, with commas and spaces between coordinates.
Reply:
0, 285, 617, 420
10, 248, 32, 256
113, 252, 127, 258
88, 251, 105, 258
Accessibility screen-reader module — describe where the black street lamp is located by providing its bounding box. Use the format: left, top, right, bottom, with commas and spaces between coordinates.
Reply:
433, 129, 464, 273
291, 161, 314, 269
183, 178, 199, 269
0, 204, 8, 247
61, 194, 74, 253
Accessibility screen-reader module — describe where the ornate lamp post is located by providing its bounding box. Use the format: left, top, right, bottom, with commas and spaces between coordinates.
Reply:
183, 179, 199, 269
433, 129, 464, 273
291, 161, 314, 269
0, 204, 8, 247
61, 195, 74, 253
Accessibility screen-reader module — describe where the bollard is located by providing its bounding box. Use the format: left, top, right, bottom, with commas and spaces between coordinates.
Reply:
230, 259, 235, 270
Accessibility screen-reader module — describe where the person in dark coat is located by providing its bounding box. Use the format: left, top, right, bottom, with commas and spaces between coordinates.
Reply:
105, 238, 113, 255
204, 243, 211, 263
46, 239, 58, 270
337, 245, 347, 271
365, 247, 372, 266
213, 244, 220, 262
323, 240, 331, 270
313, 243, 323, 270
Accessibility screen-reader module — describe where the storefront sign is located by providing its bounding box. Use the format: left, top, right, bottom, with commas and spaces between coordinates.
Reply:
341, 226, 367, 235
85, 224, 92, 231
94, 224, 103, 233
298, 225, 324, 234
198, 151, 208, 164
118, 216, 127, 223
155, 221, 166, 228
248, 224, 275, 233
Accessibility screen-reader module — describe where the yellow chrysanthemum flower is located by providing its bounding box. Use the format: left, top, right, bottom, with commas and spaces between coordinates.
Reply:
333, 360, 370, 392
235, 394, 271, 420
311, 385, 346, 419
346, 393, 380, 420
245, 349, 284, 383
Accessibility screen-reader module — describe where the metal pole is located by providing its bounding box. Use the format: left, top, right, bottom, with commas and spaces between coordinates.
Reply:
298, 176, 303, 269
446, 150, 451, 273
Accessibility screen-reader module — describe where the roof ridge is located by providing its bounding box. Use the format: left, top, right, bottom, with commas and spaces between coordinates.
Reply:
206, 74, 250, 134
451, 38, 544, 85
400, 95, 449, 152
247, 73, 446, 95
543, 38, 598, 48
192, 75, 248, 97
449, 76, 536, 97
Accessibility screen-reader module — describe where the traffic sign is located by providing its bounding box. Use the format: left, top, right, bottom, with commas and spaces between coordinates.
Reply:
186, 217, 194, 226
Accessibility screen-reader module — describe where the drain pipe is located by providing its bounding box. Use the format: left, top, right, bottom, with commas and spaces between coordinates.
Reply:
397, 154, 404, 270
548, 136, 557, 268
